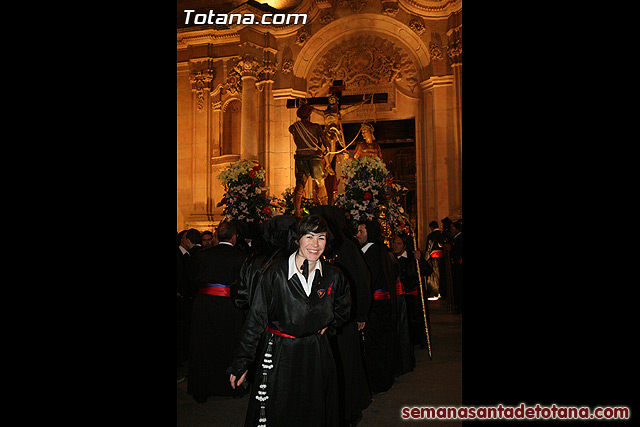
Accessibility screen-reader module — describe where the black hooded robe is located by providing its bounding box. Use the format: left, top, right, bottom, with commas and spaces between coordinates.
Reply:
360, 242, 396, 394
229, 257, 351, 427
309, 205, 373, 424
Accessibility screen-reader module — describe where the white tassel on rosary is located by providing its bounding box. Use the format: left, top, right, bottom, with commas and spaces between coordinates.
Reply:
255, 339, 274, 426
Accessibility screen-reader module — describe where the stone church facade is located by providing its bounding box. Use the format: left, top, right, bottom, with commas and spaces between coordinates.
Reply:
177, 0, 461, 249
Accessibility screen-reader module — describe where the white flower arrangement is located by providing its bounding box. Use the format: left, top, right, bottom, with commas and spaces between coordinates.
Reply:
335, 155, 411, 235
216, 160, 280, 223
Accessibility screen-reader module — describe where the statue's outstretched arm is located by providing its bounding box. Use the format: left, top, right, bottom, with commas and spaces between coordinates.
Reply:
340, 94, 374, 116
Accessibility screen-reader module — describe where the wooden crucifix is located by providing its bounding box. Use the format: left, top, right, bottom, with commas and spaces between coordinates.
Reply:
287, 80, 388, 205
285, 80, 388, 109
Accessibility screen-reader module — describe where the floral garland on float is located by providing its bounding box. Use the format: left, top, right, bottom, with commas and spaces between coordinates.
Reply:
279, 187, 314, 218
334, 154, 411, 237
216, 159, 282, 223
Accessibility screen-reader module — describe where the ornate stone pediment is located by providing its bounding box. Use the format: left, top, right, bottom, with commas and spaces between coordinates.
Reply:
307, 35, 418, 96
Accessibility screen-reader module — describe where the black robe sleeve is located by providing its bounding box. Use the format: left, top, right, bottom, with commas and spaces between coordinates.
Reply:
228, 267, 272, 378
326, 264, 351, 335
338, 240, 370, 323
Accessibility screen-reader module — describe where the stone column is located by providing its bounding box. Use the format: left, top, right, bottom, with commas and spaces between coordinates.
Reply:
240, 77, 258, 161
186, 60, 217, 230
447, 13, 462, 219
419, 75, 459, 228
235, 55, 265, 163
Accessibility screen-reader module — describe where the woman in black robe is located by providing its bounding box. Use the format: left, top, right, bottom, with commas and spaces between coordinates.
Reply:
228, 215, 351, 427
310, 205, 372, 427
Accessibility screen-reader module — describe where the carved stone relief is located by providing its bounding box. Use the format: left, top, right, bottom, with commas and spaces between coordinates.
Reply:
447, 37, 462, 64
225, 60, 242, 95
233, 54, 264, 78
281, 58, 294, 74
296, 28, 311, 46
189, 60, 216, 111
319, 13, 333, 25
307, 35, 419, 97
429, 42, 443, 61
409, 19, 426, 35
381, 1, 399, 16
225, 54, 278, 94
338, 0, 368, 12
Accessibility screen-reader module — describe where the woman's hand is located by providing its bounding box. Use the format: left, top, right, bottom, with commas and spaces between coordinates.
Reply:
318, 326, 328, 335
229, 370, 248, 389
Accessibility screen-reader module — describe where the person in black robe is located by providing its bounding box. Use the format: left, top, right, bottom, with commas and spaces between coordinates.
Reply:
235, 219, 265, 256
177, 231, 191, 378
228, 215, 351, 427
388, 234, 416, 375
187, 221, 247, 403
449, 220, 463, 313
439, 217, 454, 307
424, 221, 443, 299
355, 220, 396, 395
310, 205, 372, 427
177, 229, 200, 377
233, 214, 298, 312
391, 233, 432, 348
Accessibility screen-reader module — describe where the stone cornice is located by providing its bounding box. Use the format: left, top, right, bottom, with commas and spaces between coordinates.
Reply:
177, 29, 239, 49
419, 75, 454, 91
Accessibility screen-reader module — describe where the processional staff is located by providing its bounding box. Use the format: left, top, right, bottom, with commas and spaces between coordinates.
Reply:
410, 227, 432, 360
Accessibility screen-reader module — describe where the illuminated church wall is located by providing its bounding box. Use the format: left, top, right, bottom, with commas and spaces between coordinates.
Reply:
177, 0, 461, 249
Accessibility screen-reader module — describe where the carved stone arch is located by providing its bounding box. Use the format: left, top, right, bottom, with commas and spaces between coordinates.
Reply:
306, 33, 421, 104
221, 98, 242, 155
222, 97, 242, 113
293, 13, 431, 88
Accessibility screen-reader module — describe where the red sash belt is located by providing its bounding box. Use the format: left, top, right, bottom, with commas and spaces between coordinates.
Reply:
373, 290, 390, 300
430, 250, 443, 258
198, 283, 231, 297
452, 259, 462, 264
406, 289, 418, 296
266, 324, 297, 339
395, 280, 405, 295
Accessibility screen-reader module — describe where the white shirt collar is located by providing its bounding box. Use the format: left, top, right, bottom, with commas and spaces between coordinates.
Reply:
361, 242, 374, 253
178, 246, 188, 255
397, 250, 408, 258
288, 251, 322, 296
218, 241, 233, 246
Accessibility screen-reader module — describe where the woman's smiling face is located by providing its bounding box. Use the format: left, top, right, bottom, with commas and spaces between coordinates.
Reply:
297, 231, 327, 262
